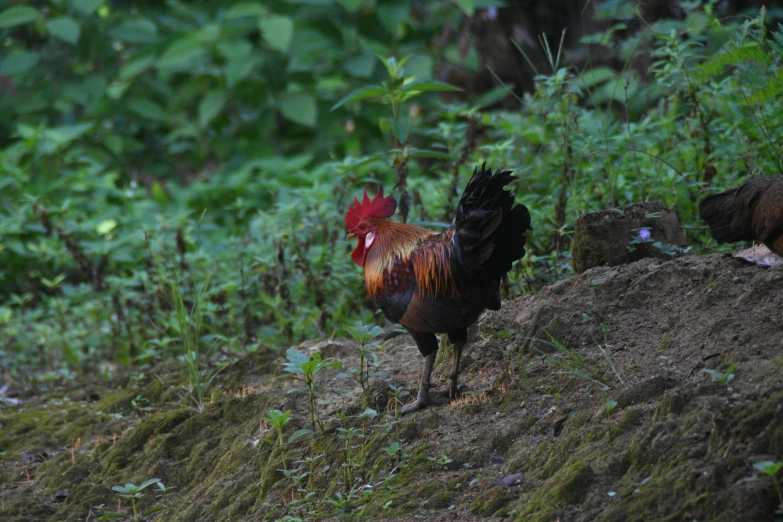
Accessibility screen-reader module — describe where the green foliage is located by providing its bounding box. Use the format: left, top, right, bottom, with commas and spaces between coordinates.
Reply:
3, 2, 783, 407
155, 261, 222, 411
282, 349, 341, 432
753, 460, 783, 513
342, 323, 385, 391
703, 363, 739, 384
98, 478, 165, 521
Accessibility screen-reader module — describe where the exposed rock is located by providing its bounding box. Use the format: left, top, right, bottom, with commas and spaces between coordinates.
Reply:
571, 201, 687, 274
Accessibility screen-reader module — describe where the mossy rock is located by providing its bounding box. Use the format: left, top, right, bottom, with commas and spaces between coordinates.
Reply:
517, 461, 595, 521
571, 202, 687, 274
426, 490, 454, 508
471, 486, 512, 516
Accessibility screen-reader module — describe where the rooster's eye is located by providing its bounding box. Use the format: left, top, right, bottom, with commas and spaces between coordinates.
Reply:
360, 224, 366, 231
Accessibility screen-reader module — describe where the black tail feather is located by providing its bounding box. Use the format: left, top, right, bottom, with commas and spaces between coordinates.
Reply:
699, 177, 777, 244
452, 164, 531, 280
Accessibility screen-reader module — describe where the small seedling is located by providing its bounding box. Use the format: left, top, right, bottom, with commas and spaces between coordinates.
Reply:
427, 454, 453, 470
281, 349, 341, 432
342, 324, 385, 391
605, 400, 619, 415
97, 478, 165, 521
260, 409, 312, 471
753, 460, 783, 510
702, 363, 738, 384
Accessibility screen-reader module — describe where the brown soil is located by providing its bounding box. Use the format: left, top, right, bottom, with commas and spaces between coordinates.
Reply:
2, 253, 782, 521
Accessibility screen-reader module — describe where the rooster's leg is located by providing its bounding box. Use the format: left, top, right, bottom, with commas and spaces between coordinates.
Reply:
401, 330, 438, 414
401, 352, 436, 414
447, 329, 467, 400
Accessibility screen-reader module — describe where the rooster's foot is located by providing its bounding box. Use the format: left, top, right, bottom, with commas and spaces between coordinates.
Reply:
431, 382, 469, 400
401, 394, 432, 414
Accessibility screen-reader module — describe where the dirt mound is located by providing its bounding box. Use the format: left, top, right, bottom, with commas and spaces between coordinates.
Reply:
2, 254, 782, 521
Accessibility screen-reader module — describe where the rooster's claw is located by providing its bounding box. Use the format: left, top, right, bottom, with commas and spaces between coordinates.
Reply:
400, 394, 432, 414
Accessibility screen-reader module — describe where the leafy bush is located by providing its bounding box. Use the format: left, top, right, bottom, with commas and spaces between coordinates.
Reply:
2, 2, 783, 382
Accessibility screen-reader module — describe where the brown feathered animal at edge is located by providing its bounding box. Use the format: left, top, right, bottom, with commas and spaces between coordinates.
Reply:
345, 164, 532, 413
699, 176, 783, 266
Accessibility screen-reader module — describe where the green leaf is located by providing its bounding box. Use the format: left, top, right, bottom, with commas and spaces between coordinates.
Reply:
753, 461, 782, 477
96, 514, 126, 521
111, 486, 129, 494
377, 55, 410, 80
225, 2, 265, 19
286, 349, 309, 366
72, 0, 103, 16
392, 117, 410, 143
409, 149, 454, 161
0, 51, 40, 76
455, 0, 475, 16
198, 90, 227, 128
259, 15, 294, 53
151, 182, 169, 206
47, 17, 81, 44
359, 407, 378, 418
279, 92, 316, 127
331, 85, 386, 110
217, 40, 253, 61
288, 428, 314, 442
118, 54, 155, 80
108, 19, 159, 44
126, 98, 168, 122
0, 6, 40, 28
225, 57, 256, 87
96, 219, 117, 235
335, 0, 364, 12
136, 478, 162, 491
402, 80, 462, 95
157, 38, 206, 70
43, 123, 95, 145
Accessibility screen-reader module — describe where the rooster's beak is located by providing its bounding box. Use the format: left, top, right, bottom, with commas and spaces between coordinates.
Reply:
346, 232, 356, 240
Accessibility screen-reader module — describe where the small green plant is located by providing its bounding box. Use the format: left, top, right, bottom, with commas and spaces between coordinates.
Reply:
342, 324, 385, 392
332, 55, 460, 150
427, 454, 453, 470
753, 460, 783, 511
702, 363, 739, 384
97, 478, 165, 521
260, 409, 312, 472
336, 425, 359, 488
155, 263, 222, 412
282, 349, 341, 432
605, 399, 619, 415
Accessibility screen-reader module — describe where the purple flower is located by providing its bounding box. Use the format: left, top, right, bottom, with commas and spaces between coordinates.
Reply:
487, 7, 498, 20
639, 228, 651, 240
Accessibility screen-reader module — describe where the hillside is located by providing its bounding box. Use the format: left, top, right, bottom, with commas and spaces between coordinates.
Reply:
2, 253, 782, 521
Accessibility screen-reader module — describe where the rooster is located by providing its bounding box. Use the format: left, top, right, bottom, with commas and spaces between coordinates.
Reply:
699, 176, 783, 263
345, 165, 531, 413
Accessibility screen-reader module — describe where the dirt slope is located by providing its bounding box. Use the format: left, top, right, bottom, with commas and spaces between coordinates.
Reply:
1, 253, 782, 521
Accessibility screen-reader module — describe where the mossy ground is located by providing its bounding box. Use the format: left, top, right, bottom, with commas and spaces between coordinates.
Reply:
1, 254, 782, 521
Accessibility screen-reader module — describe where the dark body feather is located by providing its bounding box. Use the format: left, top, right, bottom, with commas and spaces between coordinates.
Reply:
699, 176, 783, 256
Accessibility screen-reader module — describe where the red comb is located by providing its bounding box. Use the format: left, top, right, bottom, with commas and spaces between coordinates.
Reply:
345, 188, 397, 230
